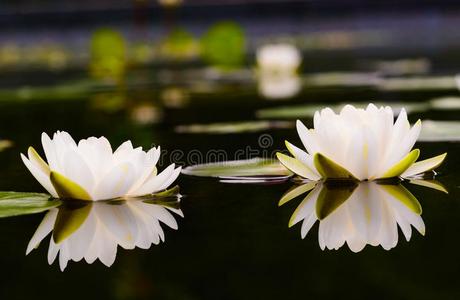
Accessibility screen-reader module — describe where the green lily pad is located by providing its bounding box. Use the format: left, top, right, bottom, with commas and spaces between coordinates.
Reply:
175, 121, 293, 134
256, 102, 429, 119
182, 158, 291, 178
419, 120, 460, 142
0, 192, 60, 218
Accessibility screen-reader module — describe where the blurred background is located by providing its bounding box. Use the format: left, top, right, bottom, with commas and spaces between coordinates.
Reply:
2, 1, 460, 300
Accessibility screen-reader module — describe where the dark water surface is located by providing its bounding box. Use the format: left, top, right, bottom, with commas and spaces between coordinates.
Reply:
1, 56, 460, 299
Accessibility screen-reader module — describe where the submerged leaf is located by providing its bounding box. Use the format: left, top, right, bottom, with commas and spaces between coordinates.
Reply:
315, 181, 357, 220
182, 158, 291, 177
53, 202, 92, 243
0, 192, 60, 218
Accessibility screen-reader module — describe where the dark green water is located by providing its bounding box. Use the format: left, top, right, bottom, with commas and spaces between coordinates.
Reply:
1, 55, 460, 299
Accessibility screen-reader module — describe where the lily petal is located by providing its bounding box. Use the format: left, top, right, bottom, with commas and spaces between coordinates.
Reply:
277, 153, 319, 180
279, 182, 317, 206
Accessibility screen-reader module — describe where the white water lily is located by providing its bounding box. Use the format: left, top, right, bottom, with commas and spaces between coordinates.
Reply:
21, 131, 181, 200
256, 43, 301, 75
26, 199, 182, 271
258, 73, 301, 100
277, 104, 446, 181
281, 181, 425, 252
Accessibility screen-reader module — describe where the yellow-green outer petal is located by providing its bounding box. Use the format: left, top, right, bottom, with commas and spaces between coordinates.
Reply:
380, 149, 420, 179
409, 179, 448, 194
315, 181, 357, 220
313, 153, 357, 180
53, 203, 92, 243
402, 153, 447, 178
276, 152, 316, 179
50, 171, 92, 200
381, 184, 422, 214
28, 146, 50, 175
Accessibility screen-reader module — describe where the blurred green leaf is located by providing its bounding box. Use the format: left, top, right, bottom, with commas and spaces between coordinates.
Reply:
201, 21, 246, 69
182, 158, 291, 177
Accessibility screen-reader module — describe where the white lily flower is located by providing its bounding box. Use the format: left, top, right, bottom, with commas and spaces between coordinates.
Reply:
26, 199, 183, 271
277, 104, 446, 181
282, 181, 425, 252
21, 131, 181, 200
258, 73, 301, 100
256, 43, 301, 75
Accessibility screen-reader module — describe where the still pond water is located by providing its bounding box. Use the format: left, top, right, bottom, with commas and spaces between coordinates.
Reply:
0, 50, 460, 300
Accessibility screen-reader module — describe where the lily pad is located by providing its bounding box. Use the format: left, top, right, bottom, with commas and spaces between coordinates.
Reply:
175, 121, 293, 134
419, 120, 460, 142
0, 192, 60, 218
256, 102, 429, 119
182, 158, 292, 178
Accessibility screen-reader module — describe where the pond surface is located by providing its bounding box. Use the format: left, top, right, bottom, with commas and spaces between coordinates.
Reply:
0, 49, 460, 300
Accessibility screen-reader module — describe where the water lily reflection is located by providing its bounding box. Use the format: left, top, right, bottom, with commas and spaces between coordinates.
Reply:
26, 197, 182, 271
279, 181, 439, 252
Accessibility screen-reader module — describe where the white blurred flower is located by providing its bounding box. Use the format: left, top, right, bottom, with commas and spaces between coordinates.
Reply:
21, 131, 181, 200
283, 181, 425, 252
256, 43, 301, 75
26, 199, 183, 271
258, 74, 301, 100
277, 104, 446, 181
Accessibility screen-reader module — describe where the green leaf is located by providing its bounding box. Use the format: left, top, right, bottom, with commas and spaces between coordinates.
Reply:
419, 121, 460, 142
0, 192, 60, 218
380, 184, 422, 214
182, 158, 291, 177
380, 149, 420, 179
315, 181, 357, 220
313, 153, 357, 180
50, 171, 92, 200
175, 121, 293, 134
53, 202, 92, 243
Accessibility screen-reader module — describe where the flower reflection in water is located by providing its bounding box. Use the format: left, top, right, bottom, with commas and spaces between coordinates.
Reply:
26, 196, 182, 271
279, 180, 444, 252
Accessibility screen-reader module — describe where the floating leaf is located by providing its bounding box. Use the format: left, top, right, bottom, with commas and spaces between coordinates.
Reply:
419, 120, 460, 142
0, 192, 60, 218
175, 121, 293, 134
430, 97, 460, 110
182, 158, 291, 178
256, 102, 429, 119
